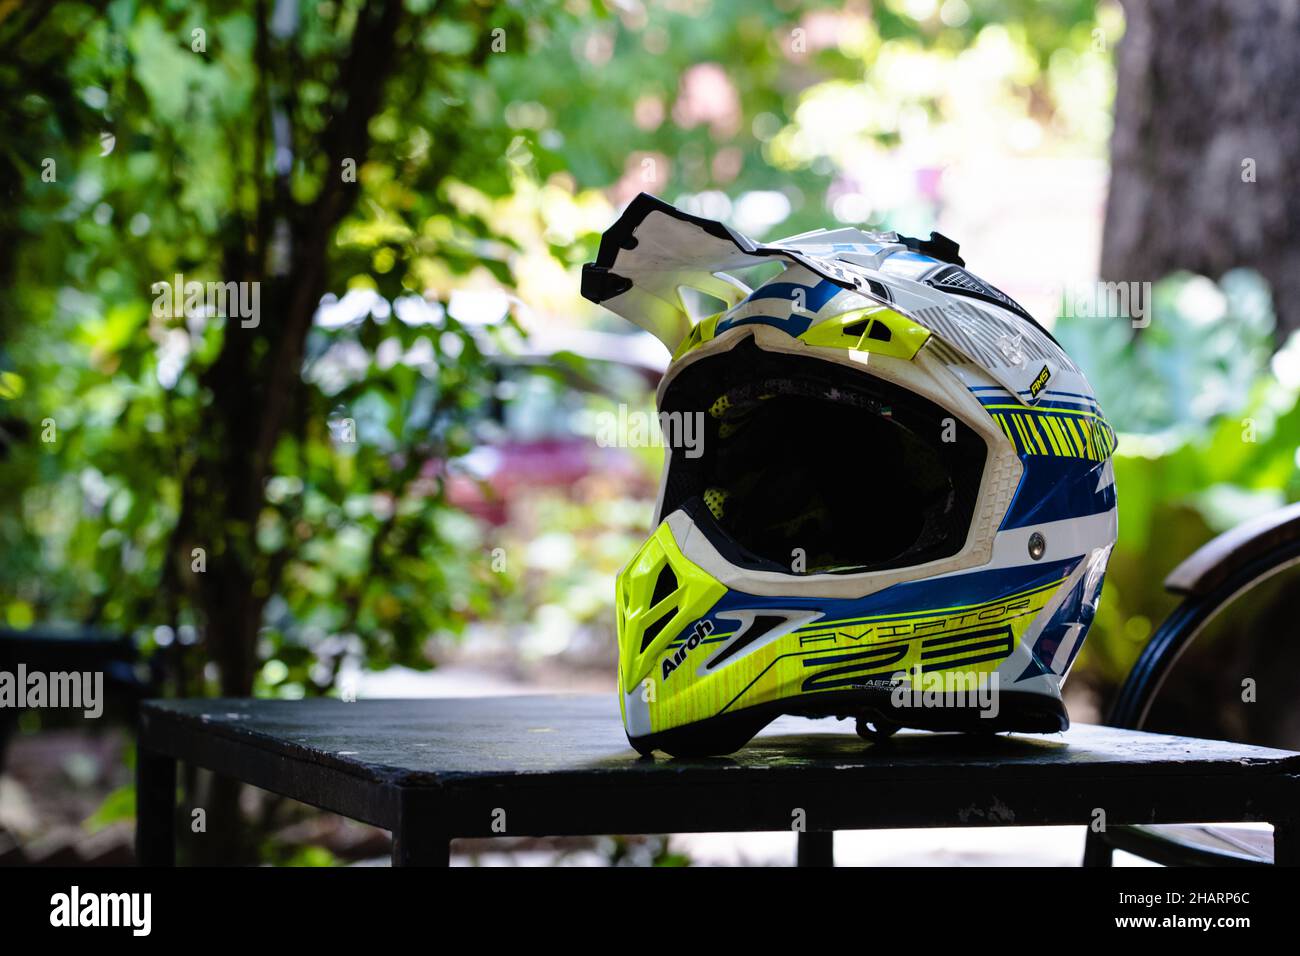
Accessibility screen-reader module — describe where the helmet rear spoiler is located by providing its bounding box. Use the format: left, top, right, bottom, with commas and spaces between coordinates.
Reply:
581, 192, 889, 352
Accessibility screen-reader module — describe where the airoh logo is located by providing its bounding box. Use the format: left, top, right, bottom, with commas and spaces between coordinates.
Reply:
661, 619, 714, 681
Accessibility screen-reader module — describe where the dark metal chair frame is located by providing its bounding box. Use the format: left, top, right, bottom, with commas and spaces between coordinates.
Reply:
0, 625, 159, 776
1084, 501, 1300, 866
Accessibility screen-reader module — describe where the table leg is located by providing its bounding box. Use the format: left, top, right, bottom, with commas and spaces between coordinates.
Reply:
136, 748, 176, 866
391, 790, 450, 867
1082, 831, 1113, 867
0, 708, 16, 776
797, 831, 834, 867
1274, 820, 1297, 866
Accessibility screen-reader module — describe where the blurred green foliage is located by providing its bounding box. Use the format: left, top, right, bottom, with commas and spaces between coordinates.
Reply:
2, 0, 573, 697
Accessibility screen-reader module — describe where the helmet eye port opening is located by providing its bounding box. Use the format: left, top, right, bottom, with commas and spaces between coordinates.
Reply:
659, 338, 986, 577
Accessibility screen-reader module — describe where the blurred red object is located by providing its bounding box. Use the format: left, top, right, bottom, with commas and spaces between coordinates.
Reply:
442, 439, 649, 525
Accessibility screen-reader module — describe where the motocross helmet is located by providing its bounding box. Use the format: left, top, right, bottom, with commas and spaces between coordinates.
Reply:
582, 194, 1117, 757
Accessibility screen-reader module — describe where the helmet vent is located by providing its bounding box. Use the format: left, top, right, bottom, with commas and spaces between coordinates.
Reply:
639, 611, 671, 653
650, 564, 678, 609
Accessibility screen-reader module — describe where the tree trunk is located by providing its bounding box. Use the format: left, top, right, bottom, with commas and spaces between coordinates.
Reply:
168, 0, 406, 864
174, 0, 406, 701
1103, 0, 1300, 333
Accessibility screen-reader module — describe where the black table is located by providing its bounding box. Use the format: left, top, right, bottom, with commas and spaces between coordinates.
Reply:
136, 694, 1300, 866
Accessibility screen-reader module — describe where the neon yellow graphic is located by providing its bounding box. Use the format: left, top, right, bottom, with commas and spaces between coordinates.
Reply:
671, 307, 932, 360
1029, 364, 1051, 398
630, 575, 1066, 736
990, 404, 1117, 462
671, 313, 721, 360
799, 307, 931, 360
615, 522, 727, 694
